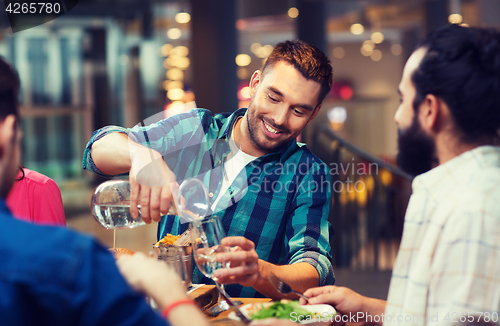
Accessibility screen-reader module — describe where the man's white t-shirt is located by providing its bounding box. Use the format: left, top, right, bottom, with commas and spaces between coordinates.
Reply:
211, 129, 257, 212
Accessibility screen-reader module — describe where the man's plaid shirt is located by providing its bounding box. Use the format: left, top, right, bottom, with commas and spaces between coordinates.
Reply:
83, 108, 334, 297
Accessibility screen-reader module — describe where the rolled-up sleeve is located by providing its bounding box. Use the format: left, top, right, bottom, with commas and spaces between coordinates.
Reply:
82, 126, 130, 177
285, 161, 334, 286
82, 109, 209, 178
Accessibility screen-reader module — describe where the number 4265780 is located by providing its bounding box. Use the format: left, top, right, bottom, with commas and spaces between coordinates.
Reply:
5, 2, 61, 14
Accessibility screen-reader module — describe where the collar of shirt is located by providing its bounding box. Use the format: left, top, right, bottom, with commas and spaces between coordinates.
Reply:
411, 145, 500, 196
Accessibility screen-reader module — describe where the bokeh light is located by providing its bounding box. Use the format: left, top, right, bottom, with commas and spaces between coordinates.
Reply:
371, 49, 383, 61
167, 28, 182, 40
160, 44, 172, 57
175, 12, 191, 24
360, 45, 373, 57
371, 32, 384, 44
391, 44, 402, 56
240, 86, 251, 99
448, 13, 463, 24
333, 47, 345, 59
362, 40, 375, 52
170, 46, 189, 57
288, 7, 299, 18
235, 54, 251, 67
167, 88, 185, 101
250, 43, 261, 54
176, 57, 190, 69
237, 67, 248, 79
350, 23, 364, 35
166, 68, 183, 80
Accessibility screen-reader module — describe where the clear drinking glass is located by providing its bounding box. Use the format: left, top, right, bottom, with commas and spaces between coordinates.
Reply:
191, 216, 231, 314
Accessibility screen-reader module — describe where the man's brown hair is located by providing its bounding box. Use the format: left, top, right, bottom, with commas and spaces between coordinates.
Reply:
262, 40, 333, 108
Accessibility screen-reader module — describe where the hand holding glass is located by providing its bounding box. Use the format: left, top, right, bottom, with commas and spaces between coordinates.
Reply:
191, 216, 232, 314
91, 180, 146, 229
91, 178, 210, 229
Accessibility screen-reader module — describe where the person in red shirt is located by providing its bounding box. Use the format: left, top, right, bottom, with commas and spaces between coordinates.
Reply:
6, 167, 66, 226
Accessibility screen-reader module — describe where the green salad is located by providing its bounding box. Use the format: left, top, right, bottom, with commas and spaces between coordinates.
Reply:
250, 300, 315, 320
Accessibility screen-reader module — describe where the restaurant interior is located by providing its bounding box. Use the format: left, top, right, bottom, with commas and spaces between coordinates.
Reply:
0, 0, 499, 302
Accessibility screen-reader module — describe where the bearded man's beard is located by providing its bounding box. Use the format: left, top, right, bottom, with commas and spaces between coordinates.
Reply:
396, 116, 437, 177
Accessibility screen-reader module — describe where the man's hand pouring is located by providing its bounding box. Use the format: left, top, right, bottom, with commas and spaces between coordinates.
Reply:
129, 144, 178, 224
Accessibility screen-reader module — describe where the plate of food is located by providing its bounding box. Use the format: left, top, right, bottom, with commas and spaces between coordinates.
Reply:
228, 300, 336, 325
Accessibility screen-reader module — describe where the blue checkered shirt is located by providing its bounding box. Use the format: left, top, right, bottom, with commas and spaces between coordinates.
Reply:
83, 108, 334, 297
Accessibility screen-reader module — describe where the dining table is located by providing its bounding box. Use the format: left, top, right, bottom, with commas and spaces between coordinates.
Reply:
188, 285, 272, 325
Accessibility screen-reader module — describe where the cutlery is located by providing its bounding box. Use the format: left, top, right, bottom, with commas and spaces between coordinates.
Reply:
268, 273, 310, 302
216, 283, 251, 324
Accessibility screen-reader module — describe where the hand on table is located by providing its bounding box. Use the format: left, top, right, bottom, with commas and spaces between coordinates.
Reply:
301, 285, 384, 326
212, 236, 260, 287
129, 149, 178, 224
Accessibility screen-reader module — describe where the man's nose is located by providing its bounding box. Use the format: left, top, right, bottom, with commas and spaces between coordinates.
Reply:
272, 106, 288, 126
394, 107, 401, 125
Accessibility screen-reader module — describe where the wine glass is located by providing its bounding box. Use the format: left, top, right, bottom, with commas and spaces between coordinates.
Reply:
191, 216, 233, 315
176, 178, 210, 223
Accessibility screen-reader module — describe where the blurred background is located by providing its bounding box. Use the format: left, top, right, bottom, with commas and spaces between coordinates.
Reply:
0, 0, 499, 298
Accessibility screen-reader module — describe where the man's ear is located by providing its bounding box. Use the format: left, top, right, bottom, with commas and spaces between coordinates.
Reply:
249, 70, 261, 98
0, 115, 17, 160
418, 94, 441, 133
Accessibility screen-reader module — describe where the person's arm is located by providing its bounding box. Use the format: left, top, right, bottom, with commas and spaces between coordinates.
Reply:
301, 286, 386, 326
91, 132, 135, 175
83, 110, 209, 223
117, 253, 209, 326
91, 131, 176, 223
283, 160, 334, 287
72, 236, 170, 326
83, 109, 208, 177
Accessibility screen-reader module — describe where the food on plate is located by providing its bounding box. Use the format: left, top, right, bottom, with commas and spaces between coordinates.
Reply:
229, 301, 337, 324
154, 233, 181, 247
248, 300, 317, 320
109, 247, 135, 258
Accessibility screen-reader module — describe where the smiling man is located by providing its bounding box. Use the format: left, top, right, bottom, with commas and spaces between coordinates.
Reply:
83, 40, 335, 298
